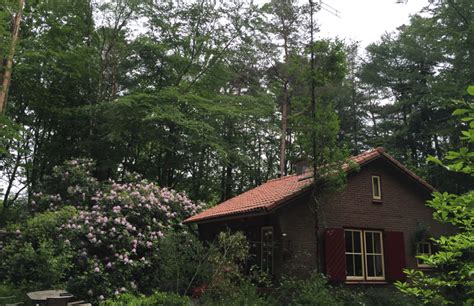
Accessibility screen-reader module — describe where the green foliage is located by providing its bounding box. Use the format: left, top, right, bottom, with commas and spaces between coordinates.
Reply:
202, 231, 251, 301
0, 114, 20, 155
100, 291, 190, 306
359, 0, 474, 193
396, 99, 474, 305
0, 283, 27, 304
276, 274, 340, 306
0, 206, 76, 293
147, 231, 211, 295
0, 198, 29, 227
203, 282, 277, 306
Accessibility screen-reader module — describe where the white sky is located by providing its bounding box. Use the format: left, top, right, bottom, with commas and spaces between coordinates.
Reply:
314, 0, 430, 49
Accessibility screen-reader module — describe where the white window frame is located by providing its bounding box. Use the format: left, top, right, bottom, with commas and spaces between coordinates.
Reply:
345, 229, 385, 281
416, 242, 432, 268
261, 226, 274, 275
364, 230, 386, 281
345, 229, 365, 281
372, 176, 382, 200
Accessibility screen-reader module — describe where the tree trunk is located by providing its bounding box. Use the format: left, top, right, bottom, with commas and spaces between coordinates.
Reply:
279, 35, 290, 177
0, 0, 24, 114
279, 86, 289, 176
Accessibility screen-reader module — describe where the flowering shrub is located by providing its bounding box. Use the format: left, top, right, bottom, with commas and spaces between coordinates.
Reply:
4, 159, 204, 303
60, 179, 202, 300
32, 159, 100, 212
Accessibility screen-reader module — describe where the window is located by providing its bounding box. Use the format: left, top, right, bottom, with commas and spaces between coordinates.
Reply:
372, 176, 381, 200
416, 242, 432, 268
345, 230, 364, 280
261, 227, 274, 275
345, 229, 385, 281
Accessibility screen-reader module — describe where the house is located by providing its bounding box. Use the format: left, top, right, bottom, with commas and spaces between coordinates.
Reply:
184, 148, 454, 284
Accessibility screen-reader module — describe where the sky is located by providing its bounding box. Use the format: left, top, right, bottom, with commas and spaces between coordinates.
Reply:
314, 0, 430, 50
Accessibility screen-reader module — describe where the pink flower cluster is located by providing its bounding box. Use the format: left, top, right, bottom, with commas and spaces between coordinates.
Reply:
58, 176, 204, 298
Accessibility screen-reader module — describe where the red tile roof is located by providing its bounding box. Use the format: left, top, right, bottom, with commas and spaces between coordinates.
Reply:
184, 147, 434, 224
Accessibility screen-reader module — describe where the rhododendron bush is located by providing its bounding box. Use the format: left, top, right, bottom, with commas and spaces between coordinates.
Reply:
1, 159, 205, 302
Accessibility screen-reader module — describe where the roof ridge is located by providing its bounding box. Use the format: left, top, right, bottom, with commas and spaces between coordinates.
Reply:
266, 173, 298, 183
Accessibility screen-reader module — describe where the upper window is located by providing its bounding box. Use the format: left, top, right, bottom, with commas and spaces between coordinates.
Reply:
372, 176, 382, 200
416, 242, 432, 268
345, 229, 385, 281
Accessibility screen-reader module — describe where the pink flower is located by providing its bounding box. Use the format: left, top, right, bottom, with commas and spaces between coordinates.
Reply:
94, 267, 100, 273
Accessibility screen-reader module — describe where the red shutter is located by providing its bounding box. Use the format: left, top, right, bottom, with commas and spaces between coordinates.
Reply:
325, 228, 346, 282
383, 231, 407, 281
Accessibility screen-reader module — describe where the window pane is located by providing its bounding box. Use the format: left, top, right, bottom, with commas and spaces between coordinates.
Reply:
366, 255, 375, 277
345, 231, 353, 252
365, 232, 373, 253
375, 255, 384, 276
372, 177, 380, 197
373, 232, 382, 253
346, 254, 354, 276
354, 255, 363, 276
354, 231, 361, 253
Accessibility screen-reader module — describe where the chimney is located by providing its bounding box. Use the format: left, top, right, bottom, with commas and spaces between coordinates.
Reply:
294, 158, 309, 175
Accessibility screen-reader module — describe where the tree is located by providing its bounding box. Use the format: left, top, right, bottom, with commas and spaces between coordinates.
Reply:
0, 0, 24, 114
396, 86, 474, 305
261, 0, 307, 176
359, 0, 474, 193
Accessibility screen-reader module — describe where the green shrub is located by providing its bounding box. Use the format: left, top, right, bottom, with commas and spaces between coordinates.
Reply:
0, 284, 28, 304
99, 291, 190, 306
277, 273, 341, 306
334, 286, 419, 306
201, 281, 276, 306
0, 199, 30, 227
0, 207, 76, 293
362, 287, 418, 306
152, 231, 211, 295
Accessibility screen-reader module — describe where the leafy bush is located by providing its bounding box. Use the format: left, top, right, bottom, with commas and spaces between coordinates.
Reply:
0, 198, 30, 227
202, 281, 277, 306
334, 286, 418, 306
152, 231, 211, 295
0, 207, 76, 293
276, 273, 340, 306
0, 284, 28, 304
361, 287, 418, 306
99, 291, 190, 306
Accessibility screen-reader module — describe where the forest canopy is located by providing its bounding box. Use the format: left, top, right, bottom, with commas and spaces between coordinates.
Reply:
0, 0, 472, 207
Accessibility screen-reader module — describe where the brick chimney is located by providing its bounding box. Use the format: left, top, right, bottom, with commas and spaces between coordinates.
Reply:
294, 158, 310, 175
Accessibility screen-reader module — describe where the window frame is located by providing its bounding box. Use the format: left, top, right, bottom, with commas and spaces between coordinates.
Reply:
261, 226, 274, 275
364, 230, 386, 281
345, 229, 365, 281
344, 229, 385, 282
372, 176, 382, 200
416, 242, 432, 268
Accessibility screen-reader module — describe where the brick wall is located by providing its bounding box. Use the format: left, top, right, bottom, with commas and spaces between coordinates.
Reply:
273, 192, 316, 278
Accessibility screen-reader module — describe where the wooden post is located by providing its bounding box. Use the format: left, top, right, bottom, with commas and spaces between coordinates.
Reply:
0, 0, 25, 114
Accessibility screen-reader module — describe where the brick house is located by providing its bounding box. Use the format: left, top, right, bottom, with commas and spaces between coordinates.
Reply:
184, 148, 453, 284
